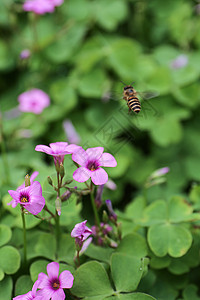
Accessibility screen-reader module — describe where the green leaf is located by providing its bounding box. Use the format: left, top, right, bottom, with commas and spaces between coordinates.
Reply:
149, 277, 178, 300
111, 253, 143, 292
145, 67, 172, 94
45, 24, 87, 63
70, 261, 113, 297
78, 69, 108, 98
116, 233, 147, 258
107, 38, 141, 79
150, 254, 171, 269
125, 196, 146, 220
150, 118, 182, 147
34, 233, 56, 260
140, 200, 167, 226
173, 83, 200, 108
105, 293, 157, 300
0, 41, 15, 71
182, 284, 200, 300
85, 243, 114, 264
94, 0, 128, 31
0, 276, 13, 300
57, 234, 75, 265
148, 223, 192, 257
168, 196, 194, 222
0, 246, 20, 274
30, 260, 49, 282
50, 81, 77, 113
0, 225, 12, 247
14, 275, 33, 297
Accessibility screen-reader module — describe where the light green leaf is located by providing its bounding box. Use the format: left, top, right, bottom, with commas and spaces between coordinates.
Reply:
0, 224, 12, 247
0, 276, 13, 300
148, 223, 192, 257
116, 233, 147, 258
111, 253, 143, 292
14, 275, 33, 297
71, 261, 113, 297
0, 246, 20, 275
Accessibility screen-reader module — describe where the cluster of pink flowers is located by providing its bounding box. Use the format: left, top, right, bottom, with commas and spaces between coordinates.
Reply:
14, 262, 74, 300
35, 143, 117, 185
23, 0, 64, 15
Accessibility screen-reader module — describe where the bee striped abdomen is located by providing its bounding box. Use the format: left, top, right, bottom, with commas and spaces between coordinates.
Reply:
128, 96, 141, 113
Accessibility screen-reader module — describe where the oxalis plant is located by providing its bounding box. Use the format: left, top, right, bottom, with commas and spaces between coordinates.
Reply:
2, 0, 200, 300
3, 138, 200, 300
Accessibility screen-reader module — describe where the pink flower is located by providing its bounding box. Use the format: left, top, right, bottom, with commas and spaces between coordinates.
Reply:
71, 220, 92, 242
72, 147, 117, 185
18, 89, 50, 114
13, 280, 42, 300
170, 54, 188, 69
20, 49, 31, 59
23, 0, 63, 14
37, 262, 74, 300
151, 167, 170, 178
35, 142, 81, 165
71, 220, 93, 251
8, 181, 45, 215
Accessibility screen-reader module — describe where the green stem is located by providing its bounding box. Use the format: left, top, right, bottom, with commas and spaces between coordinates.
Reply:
90, 191, 100, 227
55, 212, 60, 258
55, 171, 61, 257
21, 209, 27, 266
0, 117, 10, 184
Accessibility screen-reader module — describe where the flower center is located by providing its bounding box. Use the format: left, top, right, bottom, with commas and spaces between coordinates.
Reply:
52, 280, 60, 290
87, 161, 99, 171
20, 194, 29, 203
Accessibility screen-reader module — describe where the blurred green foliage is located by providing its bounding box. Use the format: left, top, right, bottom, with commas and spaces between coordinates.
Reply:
1, 0, 200, 299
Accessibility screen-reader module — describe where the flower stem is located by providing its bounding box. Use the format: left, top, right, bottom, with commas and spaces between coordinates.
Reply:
21, 209, 27, 266
55, 212, 60, 258
55, 171, 61, 258
90, 190, 100, 227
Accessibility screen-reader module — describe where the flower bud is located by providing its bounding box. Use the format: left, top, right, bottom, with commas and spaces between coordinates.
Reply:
60, 163, 65, 178
25, 174, 31, 187
47, 176, 53, 186
102, 210, 109, 224
105, 199, 117, 222
55, 197, 61, 216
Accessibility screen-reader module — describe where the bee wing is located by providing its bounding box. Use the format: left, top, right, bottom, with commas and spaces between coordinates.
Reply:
137, 91, 159, 100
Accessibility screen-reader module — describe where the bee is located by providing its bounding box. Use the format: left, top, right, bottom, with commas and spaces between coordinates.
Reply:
123, 85, 141, 114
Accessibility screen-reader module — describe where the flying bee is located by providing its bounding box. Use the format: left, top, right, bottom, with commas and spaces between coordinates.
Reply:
123, 85, 141, 114
121, 83, 158, 115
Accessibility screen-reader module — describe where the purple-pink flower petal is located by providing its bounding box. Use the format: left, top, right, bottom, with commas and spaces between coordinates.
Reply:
25, 195, 45, 215
73, 167, 91, 182
72, 148, 88, 166
80, 237, 93, 254
86, 147, 104, 161
35, 145, 53, 155
47, 262, 59, 279
37, 273, 49, 289
59, 270, 74, 289
90, 168, 108, 185
51, 289, 65, 300
98, 153, 117, 167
